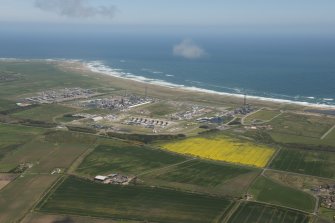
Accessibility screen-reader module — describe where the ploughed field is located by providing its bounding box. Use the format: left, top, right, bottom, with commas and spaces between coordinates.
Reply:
161, 137, 275, 167
37, 176, 233, 223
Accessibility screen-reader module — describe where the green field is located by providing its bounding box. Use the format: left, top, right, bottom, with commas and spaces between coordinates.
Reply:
149, 159, 253, 186
244, 109, 281, 124
0, 124, 46, 162
0, 175, 59, 223
44, 130, 97, 145
0, 123, 45, 146
0, 61, 105, 100
140, 101, 179, 116
250, 176, 315, 212
55, 115, 83, 123
37, 176, 233, 223
0, 130, 96, 172
228, 202, 312, 223
142, 159, 259, 196
270, 148, 335, 179
268, 112, 335, 146
318, 207, 335, 222
11, 104, 79, 123
76, 143, 187, 176
0, 98, 17, 112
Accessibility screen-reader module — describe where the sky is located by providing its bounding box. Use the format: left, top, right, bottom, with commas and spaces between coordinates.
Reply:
1, 0, 335, 36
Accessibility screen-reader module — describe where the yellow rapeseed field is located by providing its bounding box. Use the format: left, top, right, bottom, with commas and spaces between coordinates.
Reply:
162, 137, 275, 167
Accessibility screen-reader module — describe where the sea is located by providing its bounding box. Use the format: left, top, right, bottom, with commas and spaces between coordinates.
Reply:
1, 27, 335, 107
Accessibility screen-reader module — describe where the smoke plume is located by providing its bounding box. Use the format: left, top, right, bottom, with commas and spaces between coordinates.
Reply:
173, 39, 207, 59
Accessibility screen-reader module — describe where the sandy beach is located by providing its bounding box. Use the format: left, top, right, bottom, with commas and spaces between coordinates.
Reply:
54, 59, 335, 111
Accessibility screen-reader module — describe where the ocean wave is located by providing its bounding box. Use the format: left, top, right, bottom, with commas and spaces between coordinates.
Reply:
84, 60, 335, 109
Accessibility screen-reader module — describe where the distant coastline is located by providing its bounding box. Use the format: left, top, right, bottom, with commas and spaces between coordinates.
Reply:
1, 58, 335, 109
82, 60, 335, 109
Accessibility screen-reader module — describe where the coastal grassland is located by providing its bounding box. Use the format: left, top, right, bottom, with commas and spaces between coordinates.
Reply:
160, 137, 275, 167
0, 61, 107, 100
227, 202, 312, 223
11, 104, 80, 123
141, 159, 260, 196
37, 176, 233, 223
76, 141, 187, 177
249, 176, 316, 212
268, 112, 335, 146
269, 148, 335, 179
0, 174, 59, 223
55, 114, 83, 123
244, 109, 281, 124
323, 127, 335, 143
136, 101, 181, 117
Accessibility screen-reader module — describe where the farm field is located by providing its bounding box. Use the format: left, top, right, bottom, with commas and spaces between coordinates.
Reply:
269, 148, 335, 179
142, 159, 260, 196
0, 123, 45, 147
244, 109, 281, 124
0, 173, 16, 190
37, 176, 233, 223
0, 123, 46, 167
22, 213, 141, 223
249, 176, 316, 212
161, 137, 275, 167
0, 130, 96, 172
76, 142, 187, 177
0, 174, 59, 223
318, 207, 335, 222
0, 98, 17, 112
11, 104, 79, 122
264, 170, 335, 192
227, 202, 312, 223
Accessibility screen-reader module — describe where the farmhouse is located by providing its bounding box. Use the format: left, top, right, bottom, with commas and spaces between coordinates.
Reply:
94, 175, 108, 181
94, 173, 135, 185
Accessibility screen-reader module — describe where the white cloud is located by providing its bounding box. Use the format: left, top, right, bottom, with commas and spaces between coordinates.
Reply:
34, 0, 117, 19
173, 39, 207, 59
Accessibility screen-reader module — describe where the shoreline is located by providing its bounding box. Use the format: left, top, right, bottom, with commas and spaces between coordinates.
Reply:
1, 58, 335, 109
82, 60, 335, 110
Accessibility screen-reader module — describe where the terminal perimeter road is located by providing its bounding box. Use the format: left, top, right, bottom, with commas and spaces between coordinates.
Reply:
321, 124, 335, 140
